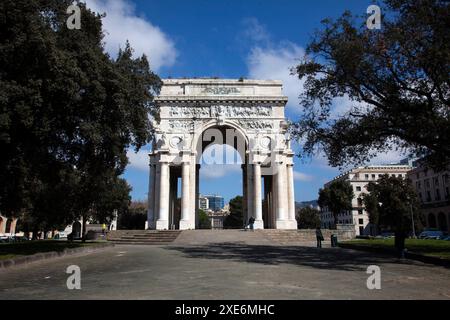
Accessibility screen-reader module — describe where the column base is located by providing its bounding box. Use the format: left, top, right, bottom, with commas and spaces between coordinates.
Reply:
275, 220, 297, 229
156, 220, 169, 230
146, 220, 156, 230
179, 219, 192, 230
253, 220, 264, 230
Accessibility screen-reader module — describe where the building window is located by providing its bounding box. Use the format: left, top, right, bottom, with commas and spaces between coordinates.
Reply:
359, 219, 364, 225
358, 209, 363, 215
425, 179, 430, 189
356, 186, 361, 191
443, 174, 449, 185
433, 177, 439, 187
371, 174, 376, 179
436, 189, 441, 201
426, 191, 432, 202
365, 174, 369, 179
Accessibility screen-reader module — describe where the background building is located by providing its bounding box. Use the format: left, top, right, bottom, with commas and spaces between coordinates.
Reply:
320, 164, 411, 236
204, 195, 224, 212
198, 196, 209, 211
0, 215, 18, 236
408, 163, 450, 232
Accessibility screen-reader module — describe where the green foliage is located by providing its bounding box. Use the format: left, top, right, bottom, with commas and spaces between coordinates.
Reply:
362, 174, 423, 253
118, 201, 147, 230
318, 180, 354, 227
364, 175, 423, 235
291, 0, 450, 169
0, 0, 161, 229
224, 196, 243, 228
198, 209, 211, 229
296, 207, 321, 229
361, 192, 380, 226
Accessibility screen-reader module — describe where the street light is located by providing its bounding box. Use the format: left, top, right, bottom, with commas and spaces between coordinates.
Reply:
409, 202, 416, 238
406, 195, 416, 238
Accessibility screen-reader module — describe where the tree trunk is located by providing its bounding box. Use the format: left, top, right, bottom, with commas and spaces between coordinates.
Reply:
395, 231, 406, 258
333, 213, 337, 229
32, 226, 38, 240
82, 214, 87, 243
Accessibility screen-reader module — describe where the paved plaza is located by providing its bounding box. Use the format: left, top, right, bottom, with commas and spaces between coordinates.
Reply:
1, 231, 449, 299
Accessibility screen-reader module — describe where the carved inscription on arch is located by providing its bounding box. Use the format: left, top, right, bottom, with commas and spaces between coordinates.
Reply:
169, 105, 272, 118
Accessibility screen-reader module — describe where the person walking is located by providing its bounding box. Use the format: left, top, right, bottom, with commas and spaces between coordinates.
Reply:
102, 223, 107, 236
316, 227, 324, 248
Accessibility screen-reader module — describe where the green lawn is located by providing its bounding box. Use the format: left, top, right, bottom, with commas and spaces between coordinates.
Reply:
340, 238, 450, 260
0, 240, 104, 260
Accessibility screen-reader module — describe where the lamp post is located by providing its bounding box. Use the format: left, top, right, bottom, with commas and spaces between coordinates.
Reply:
409, 202, 416, 238
406, 195, 416, 238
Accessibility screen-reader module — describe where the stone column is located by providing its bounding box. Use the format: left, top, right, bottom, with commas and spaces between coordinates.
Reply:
146, 163, 155, 229
195, 164, 200, 228
0, 216, 6, 234
246, 163, 254, 226
189, 154, 197, 229
276, 163, 286, 220
154, 163, 161, 223
253, 162, 264, 229
286, 164, 297, 229
179, 161, 190, 230
156, 162, 169, 230
275, 162, 289, 229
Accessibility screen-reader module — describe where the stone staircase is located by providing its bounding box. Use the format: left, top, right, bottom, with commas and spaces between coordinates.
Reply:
107, 230, 182, 245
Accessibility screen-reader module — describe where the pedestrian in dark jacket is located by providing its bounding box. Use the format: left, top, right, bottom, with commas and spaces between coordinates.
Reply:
316, 227, 324, 248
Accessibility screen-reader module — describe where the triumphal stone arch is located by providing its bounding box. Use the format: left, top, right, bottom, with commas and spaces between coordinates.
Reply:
147, 78, 297, 230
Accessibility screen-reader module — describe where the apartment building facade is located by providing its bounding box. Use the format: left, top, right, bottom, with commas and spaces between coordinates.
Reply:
408, 164, 450, 232
320, 165, 411, 235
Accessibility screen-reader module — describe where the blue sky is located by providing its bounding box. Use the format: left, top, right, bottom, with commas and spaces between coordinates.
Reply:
86, 0, 404, 204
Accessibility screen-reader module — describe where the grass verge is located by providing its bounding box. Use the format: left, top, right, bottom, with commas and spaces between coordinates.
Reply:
0, 240, 105, 260
340, 238, 450, 260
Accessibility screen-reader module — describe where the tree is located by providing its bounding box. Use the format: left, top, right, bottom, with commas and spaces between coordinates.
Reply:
296, 207, 321, 229
118, 200, 147, 230
363, 175, 423, 257
292, 0, 450, 169
223, 196, 243, 228
198, 209, 211, 229
361, 192, 380, 235
318, 180, 354, 228
0, 0, 161, 230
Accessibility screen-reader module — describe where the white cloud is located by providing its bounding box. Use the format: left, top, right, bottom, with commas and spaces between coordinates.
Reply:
200, 145, 243, 179
84, 0, 177, 71
240, 17, 271, 44
293, 171, 314, 182
368, 148, 407, 165
126, 149, 149, 171
200, 144, 243, 165
201, 164, 242, 179
247, 42, 305, 114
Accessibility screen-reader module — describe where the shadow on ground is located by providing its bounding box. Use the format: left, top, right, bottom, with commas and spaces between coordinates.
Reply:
164, 243, 415, 272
